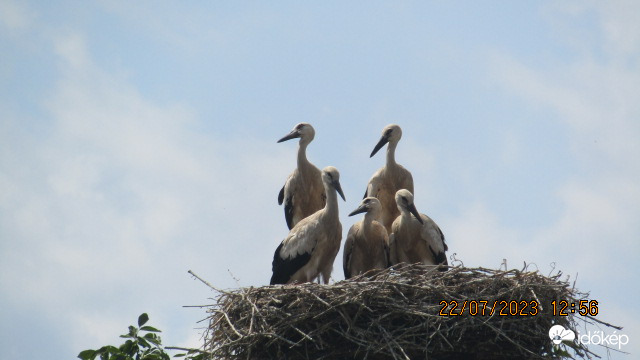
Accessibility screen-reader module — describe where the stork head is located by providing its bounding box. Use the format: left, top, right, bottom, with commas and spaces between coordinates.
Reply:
370, 124, 402, 157
395, 189, 423, 224
277, 123, 315, 144
322, 166, 346, 201
348, 197, 381, 217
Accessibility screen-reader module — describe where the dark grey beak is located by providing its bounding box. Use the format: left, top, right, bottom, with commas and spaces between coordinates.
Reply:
348, 203, 368, 217
277, 130, 300, 143
370, 135, 389, 157
334, 181, 346, 201
409, 203, 423, 224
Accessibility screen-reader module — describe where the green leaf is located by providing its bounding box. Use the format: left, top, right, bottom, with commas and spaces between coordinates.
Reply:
138, 337, 151, 348
121, 341, 139, 357
128, 325, 138, 337
140, 326, 161, 333
141, 354, 162, 360
143, 333, 161, 346
78, 350, 97, 360
138, 313, 149, 327
100, 346, 120, 354
119, 340, 134, 354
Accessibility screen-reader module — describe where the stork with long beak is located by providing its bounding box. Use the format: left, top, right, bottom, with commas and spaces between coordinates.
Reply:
271, 166, 346, 285
389, 189, 448, 268
343, 197, 390, 279
365, 124, 414, 234
277, 123, 325, 230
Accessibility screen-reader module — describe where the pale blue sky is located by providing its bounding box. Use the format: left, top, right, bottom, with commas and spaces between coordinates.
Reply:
1, 1, 638, 359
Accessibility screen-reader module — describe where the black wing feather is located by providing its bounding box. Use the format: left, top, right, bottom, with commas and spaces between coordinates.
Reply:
384, 240, 392, 268
429, 245, 448, 266
343, 261, 351, 280
284, 196, 294, 230
436, 225, 448, 251
430, 224, 448, 271
343, 243, 353, 280
270, 242, 313, 285
278, 185, 285, 205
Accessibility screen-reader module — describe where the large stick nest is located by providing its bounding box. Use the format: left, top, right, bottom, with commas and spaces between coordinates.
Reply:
198, 264, 615, 359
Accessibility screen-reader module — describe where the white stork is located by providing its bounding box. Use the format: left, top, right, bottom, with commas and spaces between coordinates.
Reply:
365, 124, 414, 234
389, 189, 448, 268
343, 197, 390, 279
270, 166, 346, 285
277, 123, 325, 230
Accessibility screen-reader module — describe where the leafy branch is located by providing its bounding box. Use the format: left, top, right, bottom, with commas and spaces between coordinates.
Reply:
78, 313, 208, 360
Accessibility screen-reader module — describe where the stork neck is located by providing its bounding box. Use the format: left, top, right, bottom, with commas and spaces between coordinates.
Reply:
386, 141, 398, 166
297, 141, 311, 169
399, 209, 412, 221
362, 212, 377, 237
323, 185, 339, 217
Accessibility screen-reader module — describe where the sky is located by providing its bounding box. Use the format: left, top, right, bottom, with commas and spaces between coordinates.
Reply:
0, 1, 638, 359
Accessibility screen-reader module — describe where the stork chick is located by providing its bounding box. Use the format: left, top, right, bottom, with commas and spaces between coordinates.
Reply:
389, 189, 448, 268
343, 197, 390, 279
277, 123, 325, 230
365, 124, 414, 234
271, 166, 346, 285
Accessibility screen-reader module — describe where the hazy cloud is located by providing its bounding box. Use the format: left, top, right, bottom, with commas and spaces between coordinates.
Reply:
0, 0, 35, 30
491, 1, 640, 356
1, 29, 293, 355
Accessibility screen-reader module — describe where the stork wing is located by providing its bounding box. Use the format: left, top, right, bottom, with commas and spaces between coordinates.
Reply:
382, 230, 391, 268
388, 232, 397, 265
398, 164, 415, 195
284, 198, 294, 230
282, 174, 295, 230
421, 215, 448, 267
270, 241, 313, 285
270, 219, 319, 284
342, 224, 358, 279
278, 185, 285, 205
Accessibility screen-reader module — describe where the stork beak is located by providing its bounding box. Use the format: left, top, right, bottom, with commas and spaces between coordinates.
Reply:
409, 203, 423, 224
348, 203, 368, 217
277, 129, 300, 143
370, 135, 389, 157
334, 181, 346, 201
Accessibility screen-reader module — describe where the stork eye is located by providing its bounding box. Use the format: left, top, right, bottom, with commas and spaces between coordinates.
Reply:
385, 129, 392, 136
296, 124, 304, 130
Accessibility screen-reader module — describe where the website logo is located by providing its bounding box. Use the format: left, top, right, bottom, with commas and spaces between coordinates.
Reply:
549, 325, 575, 345
548, 325, 630, 350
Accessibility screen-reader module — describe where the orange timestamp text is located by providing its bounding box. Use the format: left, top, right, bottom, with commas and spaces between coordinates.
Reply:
439, 299, 600, 316
439, 300, 539, 316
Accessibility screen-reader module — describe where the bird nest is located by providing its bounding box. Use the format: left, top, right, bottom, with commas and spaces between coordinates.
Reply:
194, 264, 617, 359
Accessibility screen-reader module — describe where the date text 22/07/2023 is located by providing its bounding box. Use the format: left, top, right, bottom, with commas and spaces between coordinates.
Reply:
438, 300, 599, 317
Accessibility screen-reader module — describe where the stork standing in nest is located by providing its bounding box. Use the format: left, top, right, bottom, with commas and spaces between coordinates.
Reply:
343, 197, 390, 279
270, 166, 346, 285
365, 124, 414, 234
390, 189, 448, 268
277, 123, 325, 230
